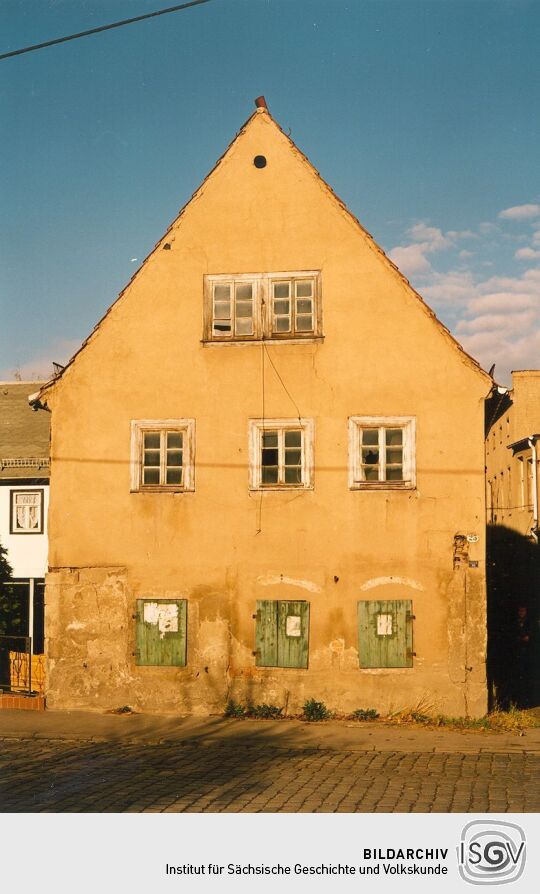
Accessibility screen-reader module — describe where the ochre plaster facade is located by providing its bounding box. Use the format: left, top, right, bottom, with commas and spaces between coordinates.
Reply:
39, 106, 492, 717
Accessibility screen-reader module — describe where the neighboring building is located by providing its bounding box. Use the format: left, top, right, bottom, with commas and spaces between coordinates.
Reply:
34, 100, 492, 717
484, 371, 540, 708
486, 371, 540, 540
0, 382, 50, 669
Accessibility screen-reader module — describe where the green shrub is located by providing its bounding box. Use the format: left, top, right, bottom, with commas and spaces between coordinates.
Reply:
302, 698, 331, 721
351, 708, 379, 721
248, 704, 283, 719
224, 700, 246, 718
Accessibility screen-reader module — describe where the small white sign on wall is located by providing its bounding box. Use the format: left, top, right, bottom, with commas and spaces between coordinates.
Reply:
286, 615, 302, 637
377, 613, 393, 636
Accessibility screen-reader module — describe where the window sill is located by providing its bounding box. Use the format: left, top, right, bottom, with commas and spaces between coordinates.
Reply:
249, 485, 314, 492
201, 336, 324, 347
130, 487, 194, 494
9, 530, 44, 535
349, 482, 415, 491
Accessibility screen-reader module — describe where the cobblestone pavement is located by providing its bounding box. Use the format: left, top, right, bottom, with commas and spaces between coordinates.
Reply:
1, 738, 539, 812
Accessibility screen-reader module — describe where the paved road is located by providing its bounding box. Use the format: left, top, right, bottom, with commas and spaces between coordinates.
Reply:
1, 737, 539, 813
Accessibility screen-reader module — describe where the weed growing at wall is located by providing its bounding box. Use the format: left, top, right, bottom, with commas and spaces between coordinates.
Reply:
302, 699, 332, 721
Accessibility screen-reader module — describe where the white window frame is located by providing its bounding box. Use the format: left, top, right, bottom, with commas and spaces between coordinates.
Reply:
130, 419, 195, 492
203, 271, 322, 342
248, 418, 314, 490
348, 416, 416, 490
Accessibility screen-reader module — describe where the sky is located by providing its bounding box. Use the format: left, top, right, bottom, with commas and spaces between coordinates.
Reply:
1, 0, 539, 385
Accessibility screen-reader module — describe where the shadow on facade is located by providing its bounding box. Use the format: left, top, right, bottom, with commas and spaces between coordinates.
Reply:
487, 524, 540, 710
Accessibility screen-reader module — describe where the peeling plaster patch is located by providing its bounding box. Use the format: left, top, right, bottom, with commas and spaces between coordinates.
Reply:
360, 576, 424, 592
257, 574, 322, 593
143, 602, 179, 638
66, 621, 86, 631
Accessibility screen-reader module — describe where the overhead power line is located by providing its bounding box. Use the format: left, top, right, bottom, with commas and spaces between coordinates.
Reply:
0, 0, 214, 62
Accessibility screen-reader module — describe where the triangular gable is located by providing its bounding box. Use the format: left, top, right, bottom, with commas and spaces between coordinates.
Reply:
34, 103, 491, 407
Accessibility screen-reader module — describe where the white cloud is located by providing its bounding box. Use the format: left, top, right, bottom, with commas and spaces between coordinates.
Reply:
407, 223, 452, 251
448, 229, 477, 240
515, 247, 540, 260
420, 270, 475, 304
387, 212, 540, 384
389, 243, 432, 275
389, 221, 465, 277
468, 292, 537, 314
498, 203, 540, 220
456, 310, 535, 335
460, 328, 540, 384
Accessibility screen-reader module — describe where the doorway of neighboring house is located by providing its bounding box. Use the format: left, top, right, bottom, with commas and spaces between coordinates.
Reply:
0, 578, 45, 695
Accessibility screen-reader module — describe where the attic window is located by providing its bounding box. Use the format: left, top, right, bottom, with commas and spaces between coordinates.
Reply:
204, 271, 321, 342
253, 155, 267, 168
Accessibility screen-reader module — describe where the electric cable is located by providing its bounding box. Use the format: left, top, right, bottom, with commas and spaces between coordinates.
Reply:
0, 0, 214, 61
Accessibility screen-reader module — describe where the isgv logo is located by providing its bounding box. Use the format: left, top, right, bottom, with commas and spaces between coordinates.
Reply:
458, 820, 526, 885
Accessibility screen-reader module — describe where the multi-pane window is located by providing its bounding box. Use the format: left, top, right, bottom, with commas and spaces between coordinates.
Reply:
271, 278, 315, 336
249, 419, 314, 489
212, 280, 255, 338
141, 430, 183, 486
131, 420, 195, 492
204, 272, 320, 341
10, 489, 44, 534
349, 416, 415, 489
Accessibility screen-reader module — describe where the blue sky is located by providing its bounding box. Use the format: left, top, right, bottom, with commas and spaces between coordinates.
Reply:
1, 0, 539, 384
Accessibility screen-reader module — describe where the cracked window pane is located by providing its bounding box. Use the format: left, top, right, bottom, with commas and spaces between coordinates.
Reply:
362, 448, 379, 465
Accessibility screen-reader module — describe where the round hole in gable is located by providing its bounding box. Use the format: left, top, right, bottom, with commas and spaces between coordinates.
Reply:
253, 155, 267, 169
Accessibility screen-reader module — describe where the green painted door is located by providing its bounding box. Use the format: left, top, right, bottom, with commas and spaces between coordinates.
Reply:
357, 599, 413, 668
255, 600, 309, 668
135, 599, 187, 666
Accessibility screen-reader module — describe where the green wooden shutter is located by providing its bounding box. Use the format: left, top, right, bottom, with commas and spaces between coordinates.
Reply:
357, 599, 413, 668
277, 600, 309, 669
136, 599, 187, 666
255, 600, 279, 667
